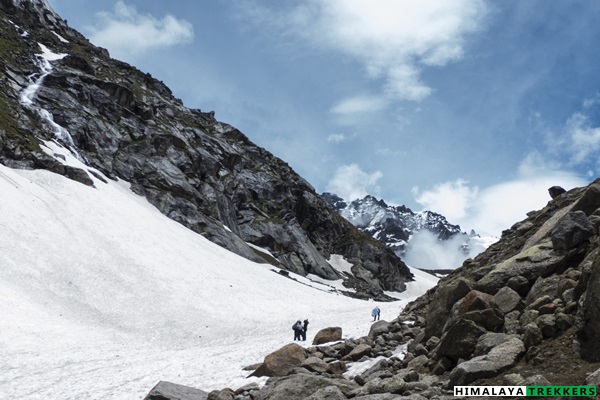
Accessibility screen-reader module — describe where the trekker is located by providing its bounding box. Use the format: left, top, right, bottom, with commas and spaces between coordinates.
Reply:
301, 319, 309, 341
292, 320, 303, 341
371, 306, 380, 321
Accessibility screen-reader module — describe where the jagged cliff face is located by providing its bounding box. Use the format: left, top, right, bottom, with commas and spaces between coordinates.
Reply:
0, 0, 412, 299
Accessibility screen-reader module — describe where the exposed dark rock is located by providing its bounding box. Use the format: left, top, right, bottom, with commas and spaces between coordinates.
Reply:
253, 373, 358, 400
548, 186, 566, 199
249, 343, 306, 378
473, 333, 514, 356
144, 381, 209, 400
571, 183, 600, 215
579, 250, 600, 361
435, 318, 487, 361
448, 338, 525, 386
368, 320, 391, 339
313, 327, 343, 345
551, 211, 595, 251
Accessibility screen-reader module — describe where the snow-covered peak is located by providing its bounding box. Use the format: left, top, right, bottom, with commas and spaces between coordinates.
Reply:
322, 193, 492, 269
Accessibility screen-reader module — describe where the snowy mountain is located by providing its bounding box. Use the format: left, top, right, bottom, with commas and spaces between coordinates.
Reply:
322, 193, 494, 269
0, 0, 412, 301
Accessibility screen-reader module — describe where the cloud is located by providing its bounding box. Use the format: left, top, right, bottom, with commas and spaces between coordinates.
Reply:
532, 107, 600, 176
327, 133, 349, 143
87, 1, 193, 60
296, 0, 487, 101
412, 179, 478, 222
402, 230, 485, 270
564, 113, 600, 165
413, 173, 588, 238
326, 164, 382, 200
330, 95, 388, 115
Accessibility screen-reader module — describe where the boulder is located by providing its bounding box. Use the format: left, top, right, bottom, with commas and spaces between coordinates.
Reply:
551, 211, 595, 251
473, 333, 514, 356
507, 275, 530, 297
207, 389, 234, 400
253, 373, 358, 400
585, 367, 600, 386
535, 314, 558, 339
301, 356, 329, 374
580, 251, 600, 361
424, 277, 472, 338
368, 320, 390, 339
476, 244, 564, 293
144, 381, 208, 400
250, 343, 307, 377
313, 327, 343, 345
305, 386, 347, 400
449, 290, 504, 332
572, 183, 600, 215
435, 319, 487, 361
493, 286, 522, 313
521, 374, 551, 386
346, 344, 372, 361
548, 186, 566, 199
449, 338, 525, 386
523, 323, 543, 349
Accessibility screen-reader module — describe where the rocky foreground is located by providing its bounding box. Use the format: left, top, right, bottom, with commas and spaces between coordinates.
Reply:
145, 182, 600, 399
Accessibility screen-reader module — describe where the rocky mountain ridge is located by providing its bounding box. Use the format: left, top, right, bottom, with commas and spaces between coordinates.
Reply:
322, 193, 466, 255
0, 0, 412, 300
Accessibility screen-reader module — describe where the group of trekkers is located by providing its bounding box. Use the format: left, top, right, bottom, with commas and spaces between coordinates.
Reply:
292, 319, 309, 341
292, 306, 381, 341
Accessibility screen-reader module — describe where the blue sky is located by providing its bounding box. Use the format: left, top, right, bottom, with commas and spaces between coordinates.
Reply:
47, 0, 599, 236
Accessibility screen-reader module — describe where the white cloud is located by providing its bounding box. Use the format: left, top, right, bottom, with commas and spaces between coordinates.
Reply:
294, 0, 488, 101
413, 173, 588, 238
330, 95, 388, 115
403, 230, 484, 270
412, 179, 478, 222
327, 133, 348, 143
326, 164, 382, 200
87, 1, 194, 60
565, 113, 600, 165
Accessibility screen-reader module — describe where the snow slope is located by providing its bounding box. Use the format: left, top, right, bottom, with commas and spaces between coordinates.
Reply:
0, 152, 438, 399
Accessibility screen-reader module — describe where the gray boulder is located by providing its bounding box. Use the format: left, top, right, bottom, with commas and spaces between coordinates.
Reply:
580, 251, 600, 361
368, 320, 391, 339
449, 338, 525, 386
306, 386, 347, 400
313, 327, 343, 345
249, 343, 306, 377
493, 286, 522, 314
346, 344, 373, 361
551, 211, 595, 251
144, 381, 209, 400
548, 186, 566, 199
473, 333, 514, 356
448, 290, 504, 332
253, 373, 358, 400
435, 319, 487, 361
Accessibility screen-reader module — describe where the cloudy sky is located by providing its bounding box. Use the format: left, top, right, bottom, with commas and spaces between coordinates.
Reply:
47, 0, 599, 236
